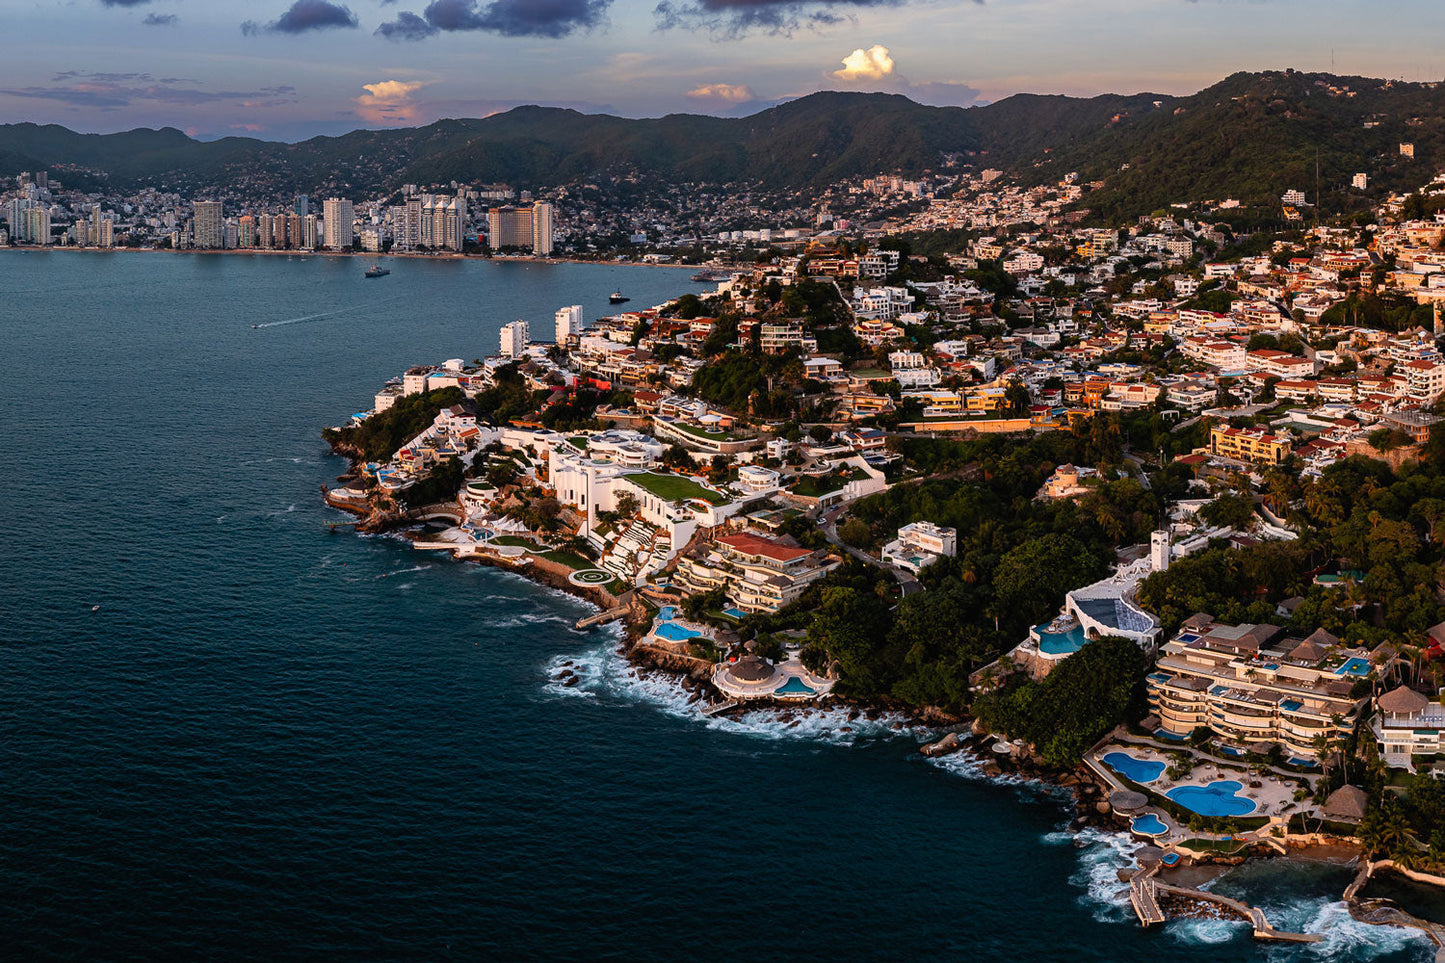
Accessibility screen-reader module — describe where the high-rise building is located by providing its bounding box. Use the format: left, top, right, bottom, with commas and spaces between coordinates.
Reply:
294, 194, 309, 217
98, 217, 114, 248
287, 213, 303, 249
555, 304, 583, 345
271, 213, 288, 250
73, 217, 90, 247
303, 213, 319, 250
323, 198, 354, 250
531, 201, 554, 256
488, 205, 532, 250
257, 213, 274, 249
1352, 173, 1369, 190
488, 203, 553, 254
91, 205, 103, 246
193, 200, 224, 249
238, 215, 257, 249
500, 320, 530, 358
23, 206, 51, 245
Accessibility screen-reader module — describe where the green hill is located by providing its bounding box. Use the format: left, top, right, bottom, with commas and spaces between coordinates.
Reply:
3, 71, 1443, 224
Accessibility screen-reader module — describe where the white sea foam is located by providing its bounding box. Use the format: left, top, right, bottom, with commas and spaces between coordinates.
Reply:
374, 564, 431, 580
1056, 827, 1143, 924
927, 751, 1068, 802
1260, 897, 1431, 960
542, 640, 919, 746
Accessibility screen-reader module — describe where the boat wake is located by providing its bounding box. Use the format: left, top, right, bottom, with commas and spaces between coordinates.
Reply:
251, 294, 404, 329
542, 638, 919, 746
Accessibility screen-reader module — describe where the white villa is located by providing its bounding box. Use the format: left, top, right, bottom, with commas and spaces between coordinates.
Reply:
882, 521, 957, 574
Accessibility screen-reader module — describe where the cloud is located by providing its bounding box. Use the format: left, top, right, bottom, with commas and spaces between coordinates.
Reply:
378, 0, 609, 39
833, 43, 893, 80
142, 12, 178, 25
242, 0, 359, 35
98, 0, 154, 6
355, 79, 430, 125
1, 75, 298, 110
375, 10, 436, 38
685, 82, 756, 104
655, 0, 901, 34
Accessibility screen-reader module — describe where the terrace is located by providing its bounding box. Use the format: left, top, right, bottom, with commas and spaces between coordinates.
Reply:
626, 471, 728, 505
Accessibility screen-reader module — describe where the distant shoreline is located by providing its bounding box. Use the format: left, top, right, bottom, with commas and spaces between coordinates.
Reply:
0, 245, 703, 271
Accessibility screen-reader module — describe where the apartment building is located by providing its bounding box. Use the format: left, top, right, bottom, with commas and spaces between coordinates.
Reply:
1148, 619, 1367, 758
675, 530, 839, 614
1210, 425, 1291, 465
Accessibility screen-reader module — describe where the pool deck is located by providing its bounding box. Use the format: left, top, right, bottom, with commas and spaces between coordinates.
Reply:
1091, 742, 1306, 827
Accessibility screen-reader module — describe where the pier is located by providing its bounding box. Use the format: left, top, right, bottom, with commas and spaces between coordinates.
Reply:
702, 700, 740, 717
1129, 869, 1322, 942
575, 605, 629, 630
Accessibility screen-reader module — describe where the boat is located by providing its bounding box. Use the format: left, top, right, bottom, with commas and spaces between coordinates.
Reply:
609, 291, 630, 304
691, 269, 732, 282
365, 263, 390, 278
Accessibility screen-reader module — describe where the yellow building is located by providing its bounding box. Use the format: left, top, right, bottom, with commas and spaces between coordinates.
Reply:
1209, 425, 1290, 465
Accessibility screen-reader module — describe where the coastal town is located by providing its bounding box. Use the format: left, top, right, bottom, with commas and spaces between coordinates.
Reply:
301, 154, 1445, 947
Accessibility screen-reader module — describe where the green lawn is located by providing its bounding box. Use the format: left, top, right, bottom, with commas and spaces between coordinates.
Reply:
627, 471, 728, 505
541, 549, 593, 571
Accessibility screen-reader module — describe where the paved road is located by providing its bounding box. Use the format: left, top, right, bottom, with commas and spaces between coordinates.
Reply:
817, 506, 923, 597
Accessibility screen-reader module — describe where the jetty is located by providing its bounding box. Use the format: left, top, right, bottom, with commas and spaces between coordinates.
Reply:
1129, 868, 1322, 942
575, 605, 629, 630
702, 699, 740, 717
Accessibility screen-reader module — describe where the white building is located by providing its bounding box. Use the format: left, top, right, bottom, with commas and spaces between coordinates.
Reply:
193, 200, 223, 249
500, 320, 530, 359
322, 197, 354, 250
882, 521, 957, 574
555, 304, 584, 345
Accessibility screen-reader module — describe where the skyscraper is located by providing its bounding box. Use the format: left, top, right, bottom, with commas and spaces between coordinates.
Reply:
322, 197, 354, 250
555, 304, 583, 345
193, 200, 224, 249
303, 213, 319, 250
294, 194, 308, 217
531, 201, 554, 256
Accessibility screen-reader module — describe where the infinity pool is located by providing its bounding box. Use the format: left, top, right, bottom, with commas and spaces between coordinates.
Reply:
1166, 780, 1257, 817
1102, 752, 1165, 784
774, 677, 816, 696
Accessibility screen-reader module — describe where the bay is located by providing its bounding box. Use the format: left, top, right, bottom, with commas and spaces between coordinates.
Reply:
0, 250, 1430, 961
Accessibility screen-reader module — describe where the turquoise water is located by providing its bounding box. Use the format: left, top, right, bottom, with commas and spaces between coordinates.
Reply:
1036, 622, 1087, 656
1102, 752, 1165, 784
1167, 780, 1257, 817
1131, 814, 1168, 836
775, 677, 816, 696
1340, 657, 1372, 676
0, 251, 1430, 962
654, 621, 701, 642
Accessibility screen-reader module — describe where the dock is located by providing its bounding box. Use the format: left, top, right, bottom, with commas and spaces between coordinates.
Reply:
1129, 876, 1166, 927
1130, 871, 1322, 942
575, 605, 628, 630
702, 700, 740, 717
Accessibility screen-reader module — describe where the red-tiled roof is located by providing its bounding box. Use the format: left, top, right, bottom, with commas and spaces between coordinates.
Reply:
717, 532, 811, 563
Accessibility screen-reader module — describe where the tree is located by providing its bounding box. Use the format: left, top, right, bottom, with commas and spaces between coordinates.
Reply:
838, 517, 872, 548
993, 533, 1107, 631
615, 492, 639, 518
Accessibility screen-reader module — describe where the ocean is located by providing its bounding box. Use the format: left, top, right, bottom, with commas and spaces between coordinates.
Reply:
0, 250, 1433, 961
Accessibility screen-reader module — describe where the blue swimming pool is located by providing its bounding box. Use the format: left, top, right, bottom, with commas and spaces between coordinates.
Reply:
774, 677, 816, 696
722, 607, 746, 619
654, 621, 700, 642
1102, 752, 1166, 784
1132, 814, 1168, 836
1166, 780, 1256, 817
1339, 657, 1372, 677
657, 606, 677, 621
1035, 622, 1086, 656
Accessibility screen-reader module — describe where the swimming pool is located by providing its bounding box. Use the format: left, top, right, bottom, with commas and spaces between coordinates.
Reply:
1339, 657, 1372, 677
654, 621, 701, 643
774, 677, 816, 696
657, 606, 677, 621
722, 607, 746, 619
1131, 814, 1168, 836
1035, 622, 1086, 656
1102, 752, 1166, 784
1166, 780, 1257, 817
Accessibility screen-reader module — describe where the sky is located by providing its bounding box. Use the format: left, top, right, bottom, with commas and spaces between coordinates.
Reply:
3, 0, 1445, 142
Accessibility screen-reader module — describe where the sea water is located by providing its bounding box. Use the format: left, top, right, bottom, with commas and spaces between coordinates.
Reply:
0, 251, 1432, 960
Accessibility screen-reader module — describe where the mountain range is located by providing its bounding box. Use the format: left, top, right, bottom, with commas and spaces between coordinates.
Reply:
4, 70, 1444, 223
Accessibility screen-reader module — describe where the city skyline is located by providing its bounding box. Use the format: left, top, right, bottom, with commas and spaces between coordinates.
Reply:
3, 0, 1445, 141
